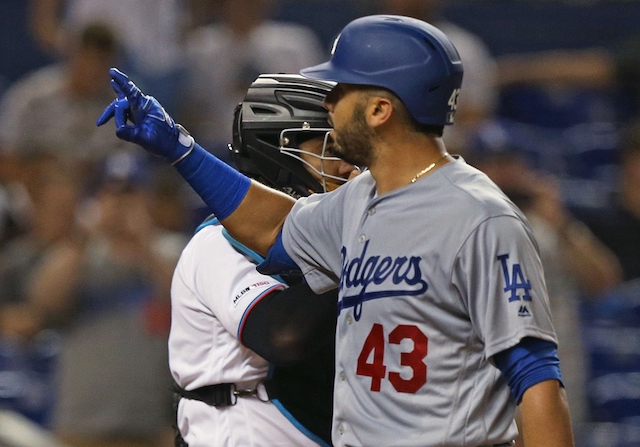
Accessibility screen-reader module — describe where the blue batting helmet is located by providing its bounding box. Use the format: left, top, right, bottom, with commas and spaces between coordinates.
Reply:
300, 15, 464, 126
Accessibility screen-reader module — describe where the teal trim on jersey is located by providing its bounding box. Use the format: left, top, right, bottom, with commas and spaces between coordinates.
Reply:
222, 231, 286, 285
222, 229, 265, 262
194, 215, 219, 233
271, 397, 331, 447
194, 216, 285, 283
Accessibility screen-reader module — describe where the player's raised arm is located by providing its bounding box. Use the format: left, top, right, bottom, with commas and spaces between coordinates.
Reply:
96, 68, 292, 255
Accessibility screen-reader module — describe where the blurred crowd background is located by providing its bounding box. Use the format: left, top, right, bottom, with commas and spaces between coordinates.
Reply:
0, 1, 639, 446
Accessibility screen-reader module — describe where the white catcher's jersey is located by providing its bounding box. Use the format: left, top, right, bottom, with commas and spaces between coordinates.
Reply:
282, 156, 558, 447
169, 223, 321, 447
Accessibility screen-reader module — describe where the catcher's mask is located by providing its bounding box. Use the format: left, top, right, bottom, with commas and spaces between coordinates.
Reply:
230, 74, 348, 198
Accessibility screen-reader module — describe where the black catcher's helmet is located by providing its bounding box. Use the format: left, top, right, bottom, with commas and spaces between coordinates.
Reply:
230, 74, 345, 198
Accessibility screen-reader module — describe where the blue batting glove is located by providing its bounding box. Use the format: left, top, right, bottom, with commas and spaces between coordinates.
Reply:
96, 68, 194, 164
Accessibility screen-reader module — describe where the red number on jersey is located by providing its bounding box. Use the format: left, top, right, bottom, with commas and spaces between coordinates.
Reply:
356, 323, 386, 391
388, 325, 428, 393
356, 323, 428, 393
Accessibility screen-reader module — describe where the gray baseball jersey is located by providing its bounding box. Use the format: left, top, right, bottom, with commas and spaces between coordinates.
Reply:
282, 156, 558, 447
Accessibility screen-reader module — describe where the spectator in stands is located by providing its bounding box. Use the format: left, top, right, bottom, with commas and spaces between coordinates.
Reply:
480, 42, 636, 211
0, 22, 128, 191
0, 155, 30, 246
177, 0, 325, 161
0, 154, 80, 337
29, 0, 188, 111
0, 153, 80, 427
0, 0, 55, 98
145, 162, 204, 235
26, 152, 187, 447
496, 37, 640, 125
574, 118, 640, 282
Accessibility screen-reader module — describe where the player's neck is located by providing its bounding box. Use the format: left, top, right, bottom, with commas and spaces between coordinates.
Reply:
371, 134, 448, 195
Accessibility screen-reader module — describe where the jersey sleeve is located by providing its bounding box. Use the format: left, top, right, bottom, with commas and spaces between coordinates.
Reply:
187, 225, 286, 337
282, 190, 346, 294
452, 215, 558, 359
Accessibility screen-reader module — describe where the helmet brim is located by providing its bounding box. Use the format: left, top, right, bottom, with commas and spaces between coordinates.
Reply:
300, 62, 369, 87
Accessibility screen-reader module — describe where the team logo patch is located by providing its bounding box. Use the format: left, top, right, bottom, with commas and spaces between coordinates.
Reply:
498, 253, 533, 317
233, 281, 270, 307
498, 254, 532, 302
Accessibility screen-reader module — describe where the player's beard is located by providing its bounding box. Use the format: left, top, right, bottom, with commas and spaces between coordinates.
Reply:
332, 102, 376, 168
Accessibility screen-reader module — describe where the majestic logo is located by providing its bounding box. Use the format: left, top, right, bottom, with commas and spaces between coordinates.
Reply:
518, 305, 532, 317
339, 240, 428, 321
497, 254, 532, 302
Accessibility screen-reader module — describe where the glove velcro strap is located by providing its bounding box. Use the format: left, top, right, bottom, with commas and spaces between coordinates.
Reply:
171, 125, 196, 165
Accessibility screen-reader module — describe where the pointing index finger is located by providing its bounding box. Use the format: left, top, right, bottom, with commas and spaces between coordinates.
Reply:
110, 79, 126, 99
109, 67, 140, 101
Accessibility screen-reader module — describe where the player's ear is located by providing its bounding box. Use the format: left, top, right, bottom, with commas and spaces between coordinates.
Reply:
367, 96, 393, 128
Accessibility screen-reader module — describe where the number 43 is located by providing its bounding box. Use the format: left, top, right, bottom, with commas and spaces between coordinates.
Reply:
356, 323, 428, 393
448, 88, 461, 111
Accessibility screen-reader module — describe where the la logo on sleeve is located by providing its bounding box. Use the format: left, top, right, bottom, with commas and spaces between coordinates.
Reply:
497, 254, 533, 317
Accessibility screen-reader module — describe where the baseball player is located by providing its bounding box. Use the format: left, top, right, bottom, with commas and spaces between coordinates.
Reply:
97, 15, 574, 447
142, 75, 355, 446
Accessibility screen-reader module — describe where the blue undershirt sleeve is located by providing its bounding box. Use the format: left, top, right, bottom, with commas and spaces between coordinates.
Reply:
173, 143, 251, 221
493, 337, 563, 404
257, 230, 302, 276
